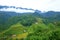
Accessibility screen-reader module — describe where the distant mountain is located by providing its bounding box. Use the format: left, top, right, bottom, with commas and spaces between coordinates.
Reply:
0, 6, 60, 30
0, 6, 9, 9
0, 10, 60, 24
0, 5, 35, 10
39, 11, 60, 23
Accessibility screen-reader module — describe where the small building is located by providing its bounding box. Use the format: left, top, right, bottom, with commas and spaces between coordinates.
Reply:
35, 22, 38, 24
23, 30, 27, 33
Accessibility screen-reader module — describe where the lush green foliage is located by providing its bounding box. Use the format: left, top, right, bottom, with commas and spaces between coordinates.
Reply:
0, 11, 60, 40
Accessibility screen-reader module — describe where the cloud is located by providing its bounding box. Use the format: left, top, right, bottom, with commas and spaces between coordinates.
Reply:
0, 8, 34, 13
0, 0, 60, 11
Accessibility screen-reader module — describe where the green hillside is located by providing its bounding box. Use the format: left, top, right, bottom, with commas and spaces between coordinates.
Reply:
0, 12, 60, 40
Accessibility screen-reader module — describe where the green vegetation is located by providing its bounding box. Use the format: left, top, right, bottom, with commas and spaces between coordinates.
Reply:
0, 12, 60, 40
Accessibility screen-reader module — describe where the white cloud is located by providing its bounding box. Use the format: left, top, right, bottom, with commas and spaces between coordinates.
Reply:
0, 0, 60, 11
0, 8, 34, 13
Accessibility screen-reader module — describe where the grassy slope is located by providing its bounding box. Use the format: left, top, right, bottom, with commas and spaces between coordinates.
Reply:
0, 14, 60, 40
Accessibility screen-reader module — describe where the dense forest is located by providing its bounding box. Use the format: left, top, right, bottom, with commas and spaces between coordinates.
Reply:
0, 10, 60, 40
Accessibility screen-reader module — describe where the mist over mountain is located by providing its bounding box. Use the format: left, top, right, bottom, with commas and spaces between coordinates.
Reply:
0, 5, 35, 13
0, 5, 60, 13
0, 5, 60, 19
0, 5, 35, 10
0, 6, 60, 23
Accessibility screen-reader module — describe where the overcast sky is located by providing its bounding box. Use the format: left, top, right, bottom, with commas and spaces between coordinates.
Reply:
0, 0, 60, 12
